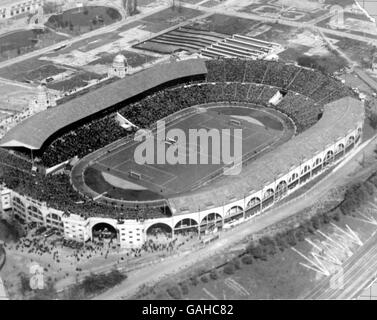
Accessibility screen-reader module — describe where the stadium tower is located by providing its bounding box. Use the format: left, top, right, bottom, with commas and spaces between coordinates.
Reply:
108, 54, 128, 78
29, 84, 56, 113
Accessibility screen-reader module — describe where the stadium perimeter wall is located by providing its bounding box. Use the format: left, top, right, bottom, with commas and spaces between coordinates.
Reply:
0, 59, 365, 249
1, 106, 363, 249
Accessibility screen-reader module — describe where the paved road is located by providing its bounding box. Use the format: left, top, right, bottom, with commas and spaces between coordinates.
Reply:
95, 137, 377, 300
0, 2, 171, 70
183, 2, 377, 45
2, 0, 377, 72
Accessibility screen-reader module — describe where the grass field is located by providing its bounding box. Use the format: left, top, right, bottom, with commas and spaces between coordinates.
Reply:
45, 6, 122, 36
140, 7, 204, 33
189, 14, 261, 35
82, 104, 294, 202
46, 71, 104, 91
0, 28, 68, 62
0, 82, 35, 112
88, 50, 156, 68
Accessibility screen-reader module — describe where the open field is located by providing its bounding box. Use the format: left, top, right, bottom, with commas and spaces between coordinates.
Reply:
138, 7, 204, 33
240, 2, 328, 23
45, 71, 105, 91
81, 104, 294, 201
189, 14, 261, 35
0, 56, 55, 82
0, 82, 35, 112
46, 6, 122, 36
88, 49, 156, 68
0, 28, 68, 63
180, 213, 377, 300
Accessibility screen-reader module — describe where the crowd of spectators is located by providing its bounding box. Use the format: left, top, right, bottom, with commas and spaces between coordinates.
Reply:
0, 58, 356, 221
0, 164, 166, 219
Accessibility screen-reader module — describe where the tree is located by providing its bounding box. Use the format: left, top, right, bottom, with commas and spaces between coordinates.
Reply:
294, 226, 306, 242
189, 276, 198, 286
259, 236, 277, 255
232, 258, 241, 270
321, 212, 331, 224
247, 244, 267, 260
241, 255, 253, 265
19, 273, 31, 296
166, 286, 181, 299
369, 112, 377, 130
284, 230, 297, 247
311, 216, 321, 229
223, 263, 235, 275
275, 233, 287, 251
209, 270, 218, 280
178, 281, 189, 295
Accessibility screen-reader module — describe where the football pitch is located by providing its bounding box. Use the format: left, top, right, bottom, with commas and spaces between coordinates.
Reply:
83, 104, 295, 201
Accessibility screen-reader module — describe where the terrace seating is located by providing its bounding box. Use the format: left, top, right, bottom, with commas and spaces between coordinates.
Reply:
1, 58, 355, 221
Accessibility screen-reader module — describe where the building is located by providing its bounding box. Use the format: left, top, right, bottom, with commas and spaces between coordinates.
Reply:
0, 103, 363, 248
0, 0, 44, 20
0, 185, 11, 220
3, 185, 146, 248
0, 59, 365, 249
0, 84, 56, 141
108, 54, 129, 79
29, 84, 57, 113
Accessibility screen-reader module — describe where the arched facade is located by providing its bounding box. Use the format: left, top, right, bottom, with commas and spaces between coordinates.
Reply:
146, 222, 173, 236
174, 218, 198, 234
4, 117, 363, 249
200, 212, 223, 233
323, 150, 334, 167
275, 180, 288, 200
2, 59, 365, 249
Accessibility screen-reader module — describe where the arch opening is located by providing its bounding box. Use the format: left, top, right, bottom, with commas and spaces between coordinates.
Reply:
345, 136, 355, 153
288, 172, 299, 190
146, 223, 172, 237
262, 188, 274, 209
312, 158, 323, 176
174, 218, 198, 234
27, 205, 44, 223
323, 150, 334, 167
225, 205, 244, 224
200, 213, 222, 234
245, 197, 261, 218
275, 180, 288, 200
46, 213, 63, 229
92, 222, 118, 241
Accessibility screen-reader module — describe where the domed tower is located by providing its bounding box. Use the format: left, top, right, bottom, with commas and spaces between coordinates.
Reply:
29, 84, 56, 113
108, 54, 128, 78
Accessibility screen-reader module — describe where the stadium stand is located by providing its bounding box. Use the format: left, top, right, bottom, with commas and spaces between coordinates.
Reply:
0, 58, 361, 222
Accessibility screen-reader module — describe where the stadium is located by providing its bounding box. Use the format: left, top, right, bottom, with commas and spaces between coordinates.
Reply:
0, 58, 365, 248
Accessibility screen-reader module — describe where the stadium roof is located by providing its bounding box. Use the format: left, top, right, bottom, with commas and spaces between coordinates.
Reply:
169, 96, 365, 215
1, 59, 207, 150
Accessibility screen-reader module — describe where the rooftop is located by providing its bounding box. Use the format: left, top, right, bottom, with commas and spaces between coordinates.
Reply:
0, 59, 207, 150
168, 96, 365, 214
